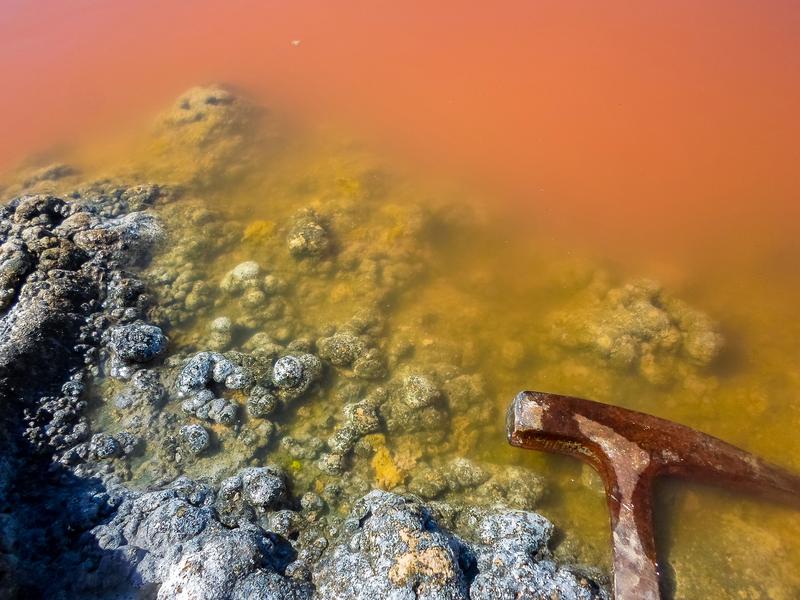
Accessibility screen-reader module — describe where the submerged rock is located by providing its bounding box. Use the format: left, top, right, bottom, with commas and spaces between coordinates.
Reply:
0, 85, 624, 600
549, 278, 724, 383
176, 351, 252, 397
272, 353, 322, 401
287, 209, 329, 258
220, 260, 262, 293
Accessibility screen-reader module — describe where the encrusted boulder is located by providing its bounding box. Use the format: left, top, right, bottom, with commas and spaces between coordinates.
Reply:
313, 491, 608, 600
108, 321, 167, 366
314, 491, 469, 600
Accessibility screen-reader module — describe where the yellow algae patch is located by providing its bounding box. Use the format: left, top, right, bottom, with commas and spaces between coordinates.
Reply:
362, 433, 386, 448
243, 219, 275, 243
451, 415, 479, 455
336, 176, 362, 198
392, 436, 423, 471
371, 445, 405, 489
330, 282, 352, 303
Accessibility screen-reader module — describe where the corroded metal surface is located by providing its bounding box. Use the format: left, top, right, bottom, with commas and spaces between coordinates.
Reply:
507, 390, 800, 600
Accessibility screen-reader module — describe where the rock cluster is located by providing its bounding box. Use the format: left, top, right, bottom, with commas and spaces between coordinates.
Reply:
549, 278, 725, 384
315, 491, 606, 600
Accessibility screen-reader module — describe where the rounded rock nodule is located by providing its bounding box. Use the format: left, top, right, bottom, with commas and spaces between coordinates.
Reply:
273, 355, 304, 388
108, 321, 168, 363
179, 424, 210, 456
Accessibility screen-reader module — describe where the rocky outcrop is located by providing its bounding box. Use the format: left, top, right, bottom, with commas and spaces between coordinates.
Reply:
314, 491, 606, 600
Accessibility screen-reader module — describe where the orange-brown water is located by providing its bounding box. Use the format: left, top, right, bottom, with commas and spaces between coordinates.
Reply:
2, 0, 798, 260
2, 2, 800, 598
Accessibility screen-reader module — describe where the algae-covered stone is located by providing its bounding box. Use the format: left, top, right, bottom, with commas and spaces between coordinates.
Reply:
220, 261, 262, 293
401, 374, 440, 408
318, 331, 366, 367
549, 278, 724, 383
287, 209, 329, 258
313, 491, 468, 600
247, 386, 278, 418
241, 465, 287, 510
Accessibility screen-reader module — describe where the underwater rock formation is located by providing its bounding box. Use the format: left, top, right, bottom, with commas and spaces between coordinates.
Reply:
548, 278, 724, 384
9, 85, 758, 598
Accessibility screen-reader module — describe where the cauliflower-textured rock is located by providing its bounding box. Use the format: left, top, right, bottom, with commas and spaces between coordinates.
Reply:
314, 491, 607, 600
272, 353, 322, 401
220, 261, 262, 293
88, 433, 120, 460
318, 332, 366, 367
247, 385, 278, 418
401, 374, 440, 408
470, 511, 606, 600
208, 316, 233, 350
181, 390, 238, 426
549, 279, 724, 383
108, 321, 168, 364
114, 369, 165, 410
176, 352, 217, 395
314, 491, 468, 600
152, 85, 262, 186
287, 209, 329, 258
272, 355, 304, 388
157, 527, 311, 600
352, 348, 387, 380
214, 466, 289, 525
179, 424, 210, 456
176, 351, 253, 398
445, 457, 489, 490
241, 466, 287, 510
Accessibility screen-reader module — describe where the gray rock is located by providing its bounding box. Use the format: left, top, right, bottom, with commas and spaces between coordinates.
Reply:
247, 386, 278, 418
108, 321, 168, 364
179, 424, 210, 456
470, 511, 606, 600
314, 491, 607, 600
273, 355, 304, 388
241, 466, 287, 510
313, 491, 469, 600
89, 433, 120, 460
182, 389, 237, 426
177, 351, 218, 396
158, 528, 311, 600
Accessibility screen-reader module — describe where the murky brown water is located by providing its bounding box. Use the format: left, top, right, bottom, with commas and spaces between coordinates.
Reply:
5, 85, 799, 598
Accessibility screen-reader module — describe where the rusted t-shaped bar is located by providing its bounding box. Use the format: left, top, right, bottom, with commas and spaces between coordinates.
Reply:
507, 390, 800, 600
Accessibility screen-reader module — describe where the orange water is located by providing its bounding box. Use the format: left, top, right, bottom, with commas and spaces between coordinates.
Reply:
2, 0, 798, 259
3, 2, 800, 598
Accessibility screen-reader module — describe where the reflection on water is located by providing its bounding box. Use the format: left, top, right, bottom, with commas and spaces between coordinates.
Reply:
5, 85, 800, 599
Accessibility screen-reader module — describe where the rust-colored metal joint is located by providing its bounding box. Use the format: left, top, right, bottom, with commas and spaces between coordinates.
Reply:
507, 390, 800, 600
